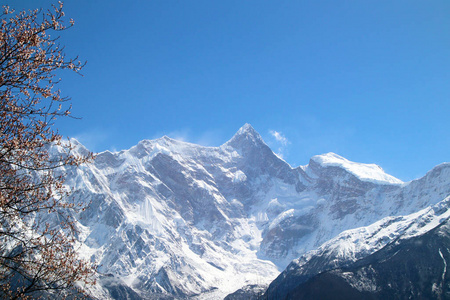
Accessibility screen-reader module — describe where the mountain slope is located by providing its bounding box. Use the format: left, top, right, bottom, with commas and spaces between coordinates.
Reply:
49, 124, 450, 299
264, 196, 450, 299
289, 219, 450, 300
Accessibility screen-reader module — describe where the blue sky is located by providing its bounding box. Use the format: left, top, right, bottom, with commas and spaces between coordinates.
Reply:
7, 0, 450, 181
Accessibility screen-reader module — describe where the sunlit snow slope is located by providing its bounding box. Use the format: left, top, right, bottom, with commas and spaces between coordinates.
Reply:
55, 124, 450, 299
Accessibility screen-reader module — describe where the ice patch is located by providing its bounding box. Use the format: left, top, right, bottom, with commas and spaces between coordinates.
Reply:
233, 170, 247, 183
269, 209, 295, 230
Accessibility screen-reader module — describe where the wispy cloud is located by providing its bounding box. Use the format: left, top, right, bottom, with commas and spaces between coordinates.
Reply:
152, 128, 191, 142
268, 130, 290, 159
269, 130, 289, 146
72, 129, 110, 152
151, 128, 224, 147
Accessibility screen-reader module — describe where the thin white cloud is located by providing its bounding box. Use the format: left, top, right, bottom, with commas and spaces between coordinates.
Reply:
194, 130, 223, 147
268, 129, 291, 160
73, 129, 110, 152
151, 128, 191, 143
151, 128, 223, 147
269, 130, 289, 146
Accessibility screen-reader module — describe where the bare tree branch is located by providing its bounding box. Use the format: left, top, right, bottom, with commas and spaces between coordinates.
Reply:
0, 2, 96, 299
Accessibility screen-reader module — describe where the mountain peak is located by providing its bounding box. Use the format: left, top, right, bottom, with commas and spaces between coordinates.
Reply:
310, 152, 403, 185
236, 123, 257, 135
231, 123, 263, 141
225, 124, 266, 149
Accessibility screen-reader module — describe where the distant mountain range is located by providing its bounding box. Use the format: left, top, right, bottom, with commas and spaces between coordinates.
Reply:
48, 124, 449, 299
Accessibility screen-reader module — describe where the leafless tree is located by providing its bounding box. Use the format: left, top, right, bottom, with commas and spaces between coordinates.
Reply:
0, 2, 96, 298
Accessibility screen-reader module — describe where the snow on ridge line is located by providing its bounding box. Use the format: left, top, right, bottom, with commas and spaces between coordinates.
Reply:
292, 195, 450, 268
93, 124, 262, 157
237, 123, 254, 134
73, 129, 401, 186
311, 152, 403, 185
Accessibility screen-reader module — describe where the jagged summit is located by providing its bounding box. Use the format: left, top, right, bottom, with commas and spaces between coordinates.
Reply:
134, 133, 213, 154
229, 123, 261, 140
160, 135, 173, 141
236, 123, 258, 136
225, 123, 266, 149
120, 124, 266, 154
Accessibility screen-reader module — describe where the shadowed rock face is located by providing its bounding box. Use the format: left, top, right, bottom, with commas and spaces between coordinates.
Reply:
47, 124, 450, 299
282, 220, 450, 300
263, 196, 450, 300
224, 284, 267, 300
99, 276, 145, 300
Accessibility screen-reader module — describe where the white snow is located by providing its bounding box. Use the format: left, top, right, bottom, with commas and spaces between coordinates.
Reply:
232, 170, 247, 183
269, 209, 295, 231
292, 196, 450, 273
311, 152, 403, 185
439, 248, 447, 285
54, 127, 450, 300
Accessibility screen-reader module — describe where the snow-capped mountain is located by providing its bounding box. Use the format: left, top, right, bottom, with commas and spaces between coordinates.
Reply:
55, 124, 450, 299
264, 196, 450, 299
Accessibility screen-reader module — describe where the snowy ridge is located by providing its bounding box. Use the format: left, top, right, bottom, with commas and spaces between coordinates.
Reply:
294, 195, 450, 269
311, 152, 403, 185
265, 195, 450, 299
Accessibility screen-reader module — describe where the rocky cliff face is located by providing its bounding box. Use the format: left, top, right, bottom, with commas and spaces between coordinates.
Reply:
264, 196, 450, 299
297, 220, 450, 300
50, 124, 450, 299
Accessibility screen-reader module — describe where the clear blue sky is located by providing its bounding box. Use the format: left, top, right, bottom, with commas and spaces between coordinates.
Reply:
7, 0, 450, 181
